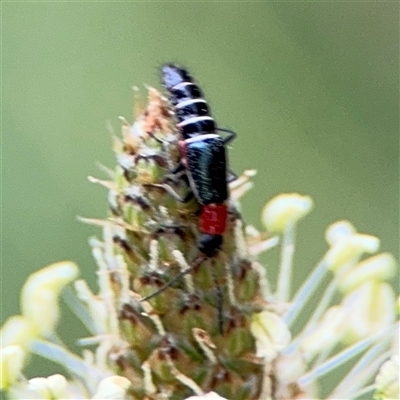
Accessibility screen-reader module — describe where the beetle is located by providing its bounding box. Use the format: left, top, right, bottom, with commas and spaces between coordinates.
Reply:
155, 64, 237, 257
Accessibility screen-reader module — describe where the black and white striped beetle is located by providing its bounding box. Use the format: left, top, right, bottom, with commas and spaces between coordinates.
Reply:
159, 63, 237, 257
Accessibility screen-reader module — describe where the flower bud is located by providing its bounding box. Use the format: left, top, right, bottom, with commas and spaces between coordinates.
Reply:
21, 262, 79, 336
0, 345, 25, 390
250, 311, 291, 361
262, 193, 313, 233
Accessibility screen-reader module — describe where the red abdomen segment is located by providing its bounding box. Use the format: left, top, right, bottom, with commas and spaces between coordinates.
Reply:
200, 203, 227, 235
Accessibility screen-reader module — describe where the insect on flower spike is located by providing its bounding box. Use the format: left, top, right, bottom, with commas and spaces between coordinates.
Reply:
6, 64, 396, 400
159, 64, 236, 258
138, 65, 242, 333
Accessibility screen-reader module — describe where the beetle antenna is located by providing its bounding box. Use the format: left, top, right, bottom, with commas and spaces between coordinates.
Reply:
140, 255, 206, 302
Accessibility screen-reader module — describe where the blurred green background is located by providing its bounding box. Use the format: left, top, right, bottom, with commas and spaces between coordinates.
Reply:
3, 0, 398, 382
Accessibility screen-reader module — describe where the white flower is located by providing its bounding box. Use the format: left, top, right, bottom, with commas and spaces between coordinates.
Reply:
262, 193, 313, 233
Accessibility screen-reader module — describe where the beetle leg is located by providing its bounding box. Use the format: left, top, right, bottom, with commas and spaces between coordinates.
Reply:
170, 162, 185, 175
216, 127, 237, 144
152, 223, 188, 240
227, 169, 238, 183
135, 153, 169, 168
163, 171, 189, 188
144, 183, 194, 203
146, 131, 165, 144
